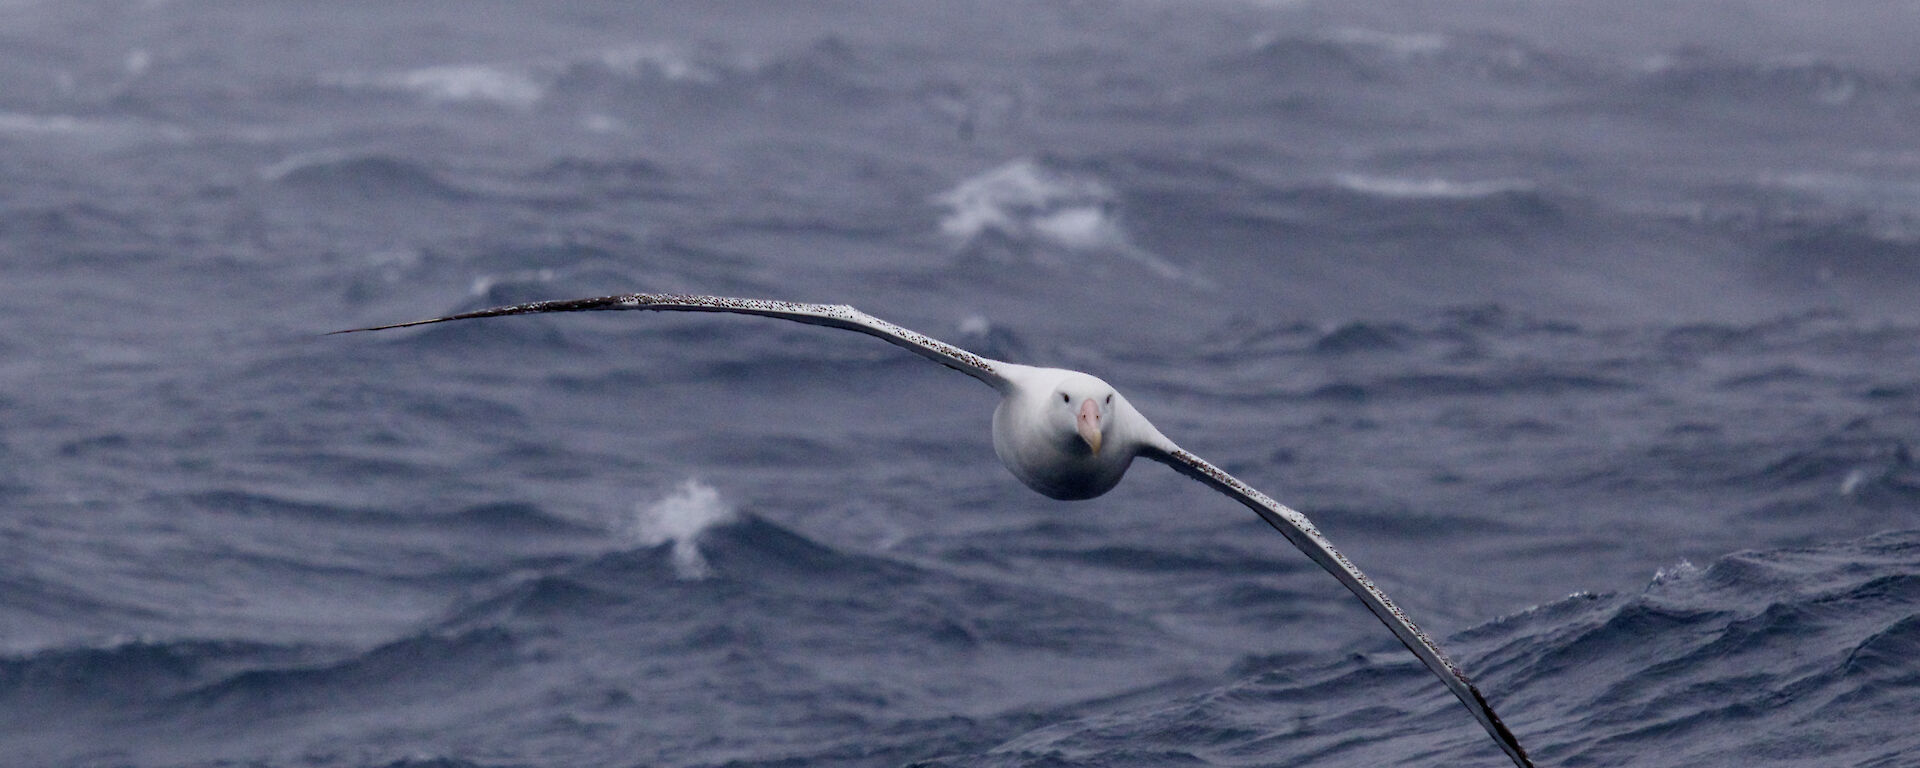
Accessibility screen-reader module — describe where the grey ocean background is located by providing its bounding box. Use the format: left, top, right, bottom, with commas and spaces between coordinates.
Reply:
4, 1, 1919, 766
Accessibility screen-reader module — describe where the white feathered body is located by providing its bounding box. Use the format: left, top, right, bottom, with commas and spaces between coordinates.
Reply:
990, 363, 1162, 500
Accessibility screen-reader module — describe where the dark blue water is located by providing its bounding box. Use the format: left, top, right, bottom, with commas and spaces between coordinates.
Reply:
4, 1, 1919, 766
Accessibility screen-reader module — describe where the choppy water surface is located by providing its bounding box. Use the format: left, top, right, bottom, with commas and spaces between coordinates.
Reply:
3, 1, 1918, 766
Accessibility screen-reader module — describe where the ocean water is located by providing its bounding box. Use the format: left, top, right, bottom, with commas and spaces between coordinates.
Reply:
3, 1, 1919, 766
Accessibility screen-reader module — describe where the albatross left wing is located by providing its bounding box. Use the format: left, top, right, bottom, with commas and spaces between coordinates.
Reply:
331, 293, 1011, 390
1139, 443, 1533, 768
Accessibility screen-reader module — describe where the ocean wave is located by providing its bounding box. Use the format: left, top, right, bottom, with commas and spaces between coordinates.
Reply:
0, 637, 329, 706
1318, 28, 1449, 60
261, 152, 470, 201
1310, 178, 1563, 227
432, 510, 896, 630
318, 40, 730, 112
372, 759, 510, 768
1759, 170, 1920, 212
953, 313, 1033, 364
434, 504, 1173, 663
559, 35, 876, 103
1332, 173, 1537, 201
1309, 321, 1414, 354
0, 570, 147, 653
1249, 178, 1569, 244
936, 159, 1119, 247
750, 36, 880, 99
1225, 34, 1384, 82
1750, 223, 1920, 296
0, 201, 147, 247
1510, 533, 1920, 763
1310, 370, 1635, 401
0, 111, 189, 144
583, 43, 725, 84
1658, 321, 1768, 354
178, 628, 517, 711
520, 156, 679, 203
321, 64, 546, 109
1005, 542, 1309, 578
935, 159, 1196, 284
1742, 430, 1918, 501
1712, 364, 1830, 390
181, 490, 586, 533
1635, 51, 1886, 107
1225, 27, 1594, 89
620, 479, 737, 579
929, 530, 1920, 767
0, 111, 107, 136
318, 36, 892, 117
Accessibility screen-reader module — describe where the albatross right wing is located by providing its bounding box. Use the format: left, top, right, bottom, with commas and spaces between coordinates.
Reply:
331, 293, 1011, 390
1139, 443, 1534, 768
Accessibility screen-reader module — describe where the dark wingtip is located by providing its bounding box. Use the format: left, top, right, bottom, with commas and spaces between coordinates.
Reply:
326, 294, 643, 338
1469, 682, 1534, 767
326, 318, 446, 335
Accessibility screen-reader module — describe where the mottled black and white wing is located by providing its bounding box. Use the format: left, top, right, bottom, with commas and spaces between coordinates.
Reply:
337, 292, 1529, 764
1140, 443, 1534, 768
332, 293, 1010, 389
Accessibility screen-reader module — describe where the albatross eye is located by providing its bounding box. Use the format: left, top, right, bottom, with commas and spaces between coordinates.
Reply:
1060, 393, 1070, 403
1105, 394, 1113, 404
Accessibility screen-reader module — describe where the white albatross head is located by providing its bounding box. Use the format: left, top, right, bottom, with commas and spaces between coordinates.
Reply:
989, 365, 1165, 501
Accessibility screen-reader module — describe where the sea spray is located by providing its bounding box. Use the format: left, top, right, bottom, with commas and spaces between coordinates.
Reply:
626, 479, 738, 580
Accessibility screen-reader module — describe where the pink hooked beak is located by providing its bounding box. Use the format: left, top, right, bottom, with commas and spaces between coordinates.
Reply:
1075, 398, 1104, 454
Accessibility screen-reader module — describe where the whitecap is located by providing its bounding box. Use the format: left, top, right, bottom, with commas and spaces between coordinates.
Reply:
1647, 559, 1699, 589
0, 112, 99, 136
0, 111, 187, 142
258, 149, 349, 182
595, 43, 721, 83
467, 268, 558, 297
1333, 173, 1534, 200
1029, 206, 1126, 251
1839, 468, 1871, 497
934, 159, 1200, 284
625, 479, 738, 580
1321, 28, 1448, 59
123, 48, 151, 76
956, 314, 993, 336
389, 65, 545, 108
1760, 170, 1920, 210
935, 159, 1116, 244
326, 64, 546, 109
579, 113, 624, 134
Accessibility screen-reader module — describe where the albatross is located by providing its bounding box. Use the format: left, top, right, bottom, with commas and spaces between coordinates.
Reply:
335, 293, 1534, 767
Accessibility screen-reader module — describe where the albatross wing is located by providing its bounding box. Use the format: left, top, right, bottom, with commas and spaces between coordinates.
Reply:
336, 293, 1530, 765
1140, 443, 1534, 768
331, 293, 1011, 390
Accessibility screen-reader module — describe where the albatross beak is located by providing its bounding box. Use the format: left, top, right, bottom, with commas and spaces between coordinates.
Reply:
1076, 398, 1103, 454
